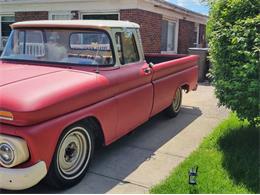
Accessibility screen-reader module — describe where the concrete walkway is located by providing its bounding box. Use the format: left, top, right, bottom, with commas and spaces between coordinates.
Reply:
6, 84, 229, 194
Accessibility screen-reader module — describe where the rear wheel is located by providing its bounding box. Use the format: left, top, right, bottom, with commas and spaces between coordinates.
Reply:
165, 87, 182, 118
46, 123, 95, 189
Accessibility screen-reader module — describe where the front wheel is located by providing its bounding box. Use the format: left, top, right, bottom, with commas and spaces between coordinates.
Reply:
165, 87, 183, 118
46, 123, 95, 189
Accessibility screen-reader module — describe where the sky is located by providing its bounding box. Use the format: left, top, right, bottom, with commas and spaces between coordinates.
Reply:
166, 0, 209, 15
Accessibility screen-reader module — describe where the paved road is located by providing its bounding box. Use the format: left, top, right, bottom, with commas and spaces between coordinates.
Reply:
2, 83, 229, 194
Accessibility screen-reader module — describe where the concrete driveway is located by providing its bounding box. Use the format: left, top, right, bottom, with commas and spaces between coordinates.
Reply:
2, 83, 229, 194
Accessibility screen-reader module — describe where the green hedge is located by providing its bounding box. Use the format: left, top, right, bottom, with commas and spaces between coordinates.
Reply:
207, 0, 260, 125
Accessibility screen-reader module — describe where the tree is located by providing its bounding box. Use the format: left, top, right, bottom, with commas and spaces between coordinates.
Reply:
207, 0, 260, 126
199, 0, 214, 6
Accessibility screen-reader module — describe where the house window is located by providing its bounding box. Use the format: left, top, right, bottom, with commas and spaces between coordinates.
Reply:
194, 23, 200, 47
161, 20, 177, 53
0, 15, 15, 49
49, 12, 72, 20
83, 14, 118, 20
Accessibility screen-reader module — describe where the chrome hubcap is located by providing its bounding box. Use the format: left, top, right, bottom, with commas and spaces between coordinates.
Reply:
172, 88, 182, 112
64, 142, 78, 163
57, 128, 90, 179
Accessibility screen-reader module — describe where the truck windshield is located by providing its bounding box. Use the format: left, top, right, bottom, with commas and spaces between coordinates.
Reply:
1, 29, 114, 66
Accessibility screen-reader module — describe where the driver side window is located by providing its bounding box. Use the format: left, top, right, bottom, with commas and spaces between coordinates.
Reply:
115, 30, 140, 65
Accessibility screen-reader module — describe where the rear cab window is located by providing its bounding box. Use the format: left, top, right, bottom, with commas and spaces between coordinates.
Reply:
69, 31, 114, 65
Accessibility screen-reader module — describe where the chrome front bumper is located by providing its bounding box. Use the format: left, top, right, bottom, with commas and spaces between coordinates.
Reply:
0, 161, 47, 190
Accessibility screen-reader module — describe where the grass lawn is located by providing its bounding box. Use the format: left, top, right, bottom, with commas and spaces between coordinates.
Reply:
150, 114, 259, 193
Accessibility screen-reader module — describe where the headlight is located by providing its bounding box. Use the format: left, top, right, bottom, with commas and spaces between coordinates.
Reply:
0, 135, 29, 168
0, 143, 15, 165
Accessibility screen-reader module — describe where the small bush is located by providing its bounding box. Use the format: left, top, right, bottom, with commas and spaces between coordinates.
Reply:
207, 0, 260, 125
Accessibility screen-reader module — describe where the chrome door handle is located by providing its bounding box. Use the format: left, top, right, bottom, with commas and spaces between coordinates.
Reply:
144, 68, 152, 75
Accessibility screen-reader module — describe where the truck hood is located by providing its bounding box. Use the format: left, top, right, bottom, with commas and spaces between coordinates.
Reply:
0, 61, 62, 87
0, 61, 110, 126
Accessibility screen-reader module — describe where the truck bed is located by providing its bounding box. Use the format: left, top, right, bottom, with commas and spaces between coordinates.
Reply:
145, 53, 187, 64
145, 53, 199, 81
145, 53, 199, 116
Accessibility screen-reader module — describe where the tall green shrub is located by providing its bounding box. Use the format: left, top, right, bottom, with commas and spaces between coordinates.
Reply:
207, 0, 260, 125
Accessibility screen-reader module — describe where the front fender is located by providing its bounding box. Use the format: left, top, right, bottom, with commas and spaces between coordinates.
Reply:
0, 97, 117, 169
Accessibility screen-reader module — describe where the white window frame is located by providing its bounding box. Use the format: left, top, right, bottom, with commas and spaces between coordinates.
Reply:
161, 19, 179, 54
0, 14, 15, 50
48, 11, 72, 20
194, 23, 200, 48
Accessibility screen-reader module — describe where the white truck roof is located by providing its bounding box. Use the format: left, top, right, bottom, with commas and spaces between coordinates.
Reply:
11, 20, 140, 29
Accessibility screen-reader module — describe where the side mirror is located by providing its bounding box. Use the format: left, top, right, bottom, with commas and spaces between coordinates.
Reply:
149, 62, 154, 68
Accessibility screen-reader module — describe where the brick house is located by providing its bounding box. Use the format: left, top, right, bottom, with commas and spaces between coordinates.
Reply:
0, 0, 208, 54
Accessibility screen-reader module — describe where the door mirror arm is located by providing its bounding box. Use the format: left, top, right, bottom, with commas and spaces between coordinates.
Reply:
149, 62, 154, 68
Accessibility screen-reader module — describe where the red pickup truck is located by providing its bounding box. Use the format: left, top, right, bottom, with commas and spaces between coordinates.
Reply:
0, 20, 198, 190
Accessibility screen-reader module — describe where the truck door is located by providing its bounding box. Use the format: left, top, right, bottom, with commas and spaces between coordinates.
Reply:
112, 28, 153, 137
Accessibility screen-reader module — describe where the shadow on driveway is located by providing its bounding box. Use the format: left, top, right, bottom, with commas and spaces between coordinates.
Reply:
2, 106, 202, 194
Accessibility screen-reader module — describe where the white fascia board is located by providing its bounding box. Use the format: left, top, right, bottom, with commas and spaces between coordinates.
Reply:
0, 0, 207, 24
139, 0, 208, 24
0, 0, 138, 13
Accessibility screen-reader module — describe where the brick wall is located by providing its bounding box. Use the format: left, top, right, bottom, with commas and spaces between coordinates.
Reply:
15, 11, 48, 22
120, 9, 162, 54
178, 19, 196, 54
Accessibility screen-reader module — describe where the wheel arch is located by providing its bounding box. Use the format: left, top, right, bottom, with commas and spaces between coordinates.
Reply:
181, 83, 190, 93
80, 116, 105, 147
67, 116, 105, 147
54, 115, 106, 153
